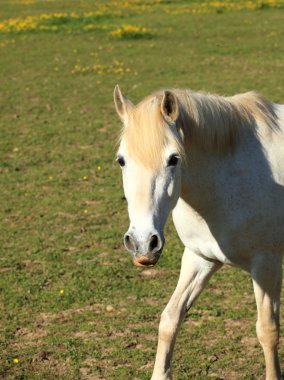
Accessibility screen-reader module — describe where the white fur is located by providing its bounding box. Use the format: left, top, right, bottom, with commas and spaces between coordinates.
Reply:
115, 85, 284, 380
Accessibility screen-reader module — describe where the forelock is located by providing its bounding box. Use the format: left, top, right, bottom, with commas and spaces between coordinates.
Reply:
121, 95, 182, 170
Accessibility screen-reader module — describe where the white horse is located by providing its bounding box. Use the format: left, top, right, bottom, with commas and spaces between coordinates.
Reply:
113, 85, 284, 380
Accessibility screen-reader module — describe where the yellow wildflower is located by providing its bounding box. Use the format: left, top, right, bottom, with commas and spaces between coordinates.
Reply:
13, 358, 19, 364
59, 289, 64, 295
110, 24, 154, 39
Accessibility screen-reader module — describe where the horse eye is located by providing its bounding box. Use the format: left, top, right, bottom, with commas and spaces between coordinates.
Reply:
167, 154, 179, 167
117, 156, 125, 167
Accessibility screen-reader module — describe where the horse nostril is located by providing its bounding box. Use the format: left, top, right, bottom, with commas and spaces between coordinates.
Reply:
149, 234, 160, 253
124, 233, 137, 252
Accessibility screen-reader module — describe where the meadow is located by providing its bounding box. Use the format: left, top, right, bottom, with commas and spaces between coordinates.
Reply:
0, 0, 283, 379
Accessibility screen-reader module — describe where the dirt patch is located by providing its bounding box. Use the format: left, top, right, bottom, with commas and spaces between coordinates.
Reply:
32, 349, 51, 363
139, 269, 163, 277
15, 327, 48, 339
10, 327, 48, 350
72, 331, 100, 341
37, 304, 104, 325
80, 367, 107, 380
241, 335, 258, 347
0, 267, 13, 273
77, 145, 93, 150
21, 260, 43, 269
28, 350, 72, 377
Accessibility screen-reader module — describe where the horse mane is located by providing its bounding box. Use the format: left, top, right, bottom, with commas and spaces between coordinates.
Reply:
172, 89, 278, 153
121, 89, 278, 169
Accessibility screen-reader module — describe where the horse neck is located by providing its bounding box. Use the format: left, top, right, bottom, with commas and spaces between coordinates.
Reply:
180, 146, 221, 212
175, 91, 238, 210
178, 117, 271, 224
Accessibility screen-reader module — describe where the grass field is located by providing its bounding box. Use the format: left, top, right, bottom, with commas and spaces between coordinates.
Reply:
0, 0, 284, 379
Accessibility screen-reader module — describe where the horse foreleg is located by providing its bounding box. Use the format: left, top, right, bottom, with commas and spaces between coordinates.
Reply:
251, 253, 282, 380
150, 248, 221, 380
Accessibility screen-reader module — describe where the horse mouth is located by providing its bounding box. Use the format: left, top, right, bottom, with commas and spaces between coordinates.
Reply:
132, 255, 159, 267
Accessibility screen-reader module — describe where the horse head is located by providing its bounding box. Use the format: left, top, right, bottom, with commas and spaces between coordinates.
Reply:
114, 85, 183, 267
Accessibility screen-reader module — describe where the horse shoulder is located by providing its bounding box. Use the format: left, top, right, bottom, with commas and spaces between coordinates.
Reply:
172, 198, 230, 264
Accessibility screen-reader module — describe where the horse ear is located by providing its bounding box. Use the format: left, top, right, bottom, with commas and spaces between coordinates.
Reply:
113, 84, 133, 121
161, 90, 179, 123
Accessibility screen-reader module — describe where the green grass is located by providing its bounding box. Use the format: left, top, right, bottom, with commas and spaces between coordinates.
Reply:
0, 0, 283, 379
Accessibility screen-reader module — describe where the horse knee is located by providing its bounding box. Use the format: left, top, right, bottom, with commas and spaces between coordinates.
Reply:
158, 309, 179, 342
256, 320, 279, 349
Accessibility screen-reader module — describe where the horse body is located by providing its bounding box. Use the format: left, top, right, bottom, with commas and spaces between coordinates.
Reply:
114, 86, 283, 379
174, 106, 284, 269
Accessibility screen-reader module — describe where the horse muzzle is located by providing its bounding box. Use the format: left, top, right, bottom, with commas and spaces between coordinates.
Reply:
124, 230, 164, 267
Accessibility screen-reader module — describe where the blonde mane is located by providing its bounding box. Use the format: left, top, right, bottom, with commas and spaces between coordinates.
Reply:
174, 89, 278, 153
121, 89, 278, 169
